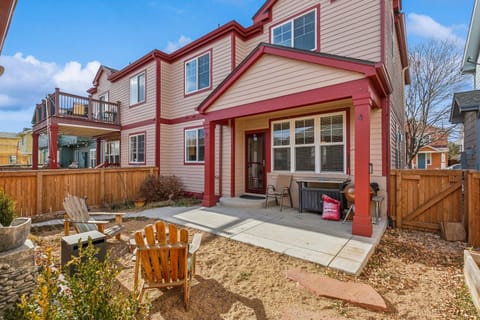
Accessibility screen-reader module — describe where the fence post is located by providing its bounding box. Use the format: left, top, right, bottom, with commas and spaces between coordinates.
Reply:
36, 171, 43, 215
395, 170, 402, 228
100, 168, 105, 205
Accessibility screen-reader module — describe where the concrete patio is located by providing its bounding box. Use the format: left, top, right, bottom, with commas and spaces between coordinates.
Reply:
126, 204, 387, 276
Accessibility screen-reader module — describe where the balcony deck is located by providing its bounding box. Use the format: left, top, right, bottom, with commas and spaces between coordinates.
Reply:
32, 88, 121, 137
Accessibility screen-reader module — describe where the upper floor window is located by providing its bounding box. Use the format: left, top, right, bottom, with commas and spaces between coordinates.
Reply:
129, 133, 145, 164
185, 52, 210, 94
130, 72, 145, 105
272, 9, 316, 51
185, 128, 205, 163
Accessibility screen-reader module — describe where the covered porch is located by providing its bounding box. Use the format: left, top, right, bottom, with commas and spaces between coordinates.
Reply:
198, 44, 391, 238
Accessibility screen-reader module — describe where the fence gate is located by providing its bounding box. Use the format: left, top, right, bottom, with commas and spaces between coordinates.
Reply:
390, 170, 464, 233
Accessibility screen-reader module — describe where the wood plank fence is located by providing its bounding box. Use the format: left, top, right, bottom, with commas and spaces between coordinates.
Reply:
0, 167, 158, 216
390, 169, 480, 247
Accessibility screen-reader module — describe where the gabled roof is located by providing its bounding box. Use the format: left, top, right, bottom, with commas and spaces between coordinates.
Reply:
462, 0, 479, 73
197, 43, 392, 114
450, 90, 480, 123
87, 65, 118, 94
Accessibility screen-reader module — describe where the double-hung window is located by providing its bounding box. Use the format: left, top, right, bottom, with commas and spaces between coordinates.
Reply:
185, 52, 210, 94
105, 141, 120, 164
185, 128, 205, 163
129, 133, 145, 164
272, 9, 316, 50
271, 112, 346, 173
130, 72, 145, 105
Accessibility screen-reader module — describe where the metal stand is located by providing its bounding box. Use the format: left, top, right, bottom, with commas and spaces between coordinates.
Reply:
342, 204, 355, 223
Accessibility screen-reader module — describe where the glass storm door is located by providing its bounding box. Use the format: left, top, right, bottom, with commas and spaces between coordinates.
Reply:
246, 132, 266, 194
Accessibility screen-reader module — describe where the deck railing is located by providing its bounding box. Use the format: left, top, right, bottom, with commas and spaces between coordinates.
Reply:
33, 88, 120, 125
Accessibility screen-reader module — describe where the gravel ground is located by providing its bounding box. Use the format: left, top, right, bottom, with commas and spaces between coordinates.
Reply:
30, 217, 479, 319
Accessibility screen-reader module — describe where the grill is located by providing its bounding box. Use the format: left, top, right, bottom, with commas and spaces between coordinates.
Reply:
341, 183, 379, 223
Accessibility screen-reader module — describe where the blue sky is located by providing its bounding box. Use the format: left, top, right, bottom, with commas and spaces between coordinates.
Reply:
0, 0, 475, 133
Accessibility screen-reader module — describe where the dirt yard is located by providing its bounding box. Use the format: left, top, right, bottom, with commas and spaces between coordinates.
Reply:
30, 217, 478, 320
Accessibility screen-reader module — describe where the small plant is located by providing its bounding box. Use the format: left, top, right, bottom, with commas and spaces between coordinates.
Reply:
139, 175, 184, 203
5, 241, 149, 319
0, 189, 16, 226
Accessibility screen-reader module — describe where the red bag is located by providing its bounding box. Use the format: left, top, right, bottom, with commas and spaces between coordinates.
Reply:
322, 194, 340, 221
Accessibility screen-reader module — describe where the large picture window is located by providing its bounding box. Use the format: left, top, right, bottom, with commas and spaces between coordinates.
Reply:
185, 128, 205, 163
130, 72, 145, 105
271, 112, 346, 173
129, 133, 145, 164
185, 52, 210, 94
272, 9, 316, 50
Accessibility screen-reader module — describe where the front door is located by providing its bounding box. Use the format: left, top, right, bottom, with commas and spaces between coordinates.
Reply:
418, 153, 426, 169
245, 132, 266, 194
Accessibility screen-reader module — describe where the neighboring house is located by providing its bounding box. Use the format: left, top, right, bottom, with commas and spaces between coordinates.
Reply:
450, 0, 480, 170
0, 131, 30, 166
32, 0, 409, 237
410, 126, 449, 169
17, 128, 33, 166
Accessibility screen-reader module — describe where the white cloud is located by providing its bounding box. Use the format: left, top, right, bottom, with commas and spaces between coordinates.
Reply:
407, 13, 465, 46
0, 53, 100, 132
54, 61, 100, 94
164, 35, 192, 53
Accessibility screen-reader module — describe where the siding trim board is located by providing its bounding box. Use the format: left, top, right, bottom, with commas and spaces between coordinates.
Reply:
155, 57, 161, 169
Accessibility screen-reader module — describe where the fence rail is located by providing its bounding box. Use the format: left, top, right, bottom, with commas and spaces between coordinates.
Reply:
0, 167, 158, 216
390, 169, 480, 247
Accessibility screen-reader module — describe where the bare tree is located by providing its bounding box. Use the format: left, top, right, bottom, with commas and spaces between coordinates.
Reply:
405, 40, 466, 168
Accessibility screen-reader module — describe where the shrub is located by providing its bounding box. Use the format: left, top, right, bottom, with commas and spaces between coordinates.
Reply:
139, 175, 184, 202
4, 242, 148, 320
0, 189, 15, 226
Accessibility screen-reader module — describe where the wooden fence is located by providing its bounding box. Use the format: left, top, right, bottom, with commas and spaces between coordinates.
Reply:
0, 167, 158, 216
390, 169, 480, 246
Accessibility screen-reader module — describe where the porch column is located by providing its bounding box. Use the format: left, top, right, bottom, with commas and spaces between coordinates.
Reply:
352, 96, 372, 237
49, 124, 59, 169
203, 121, 217, 207
96, 138, 102, 166
32, 133, 39, 170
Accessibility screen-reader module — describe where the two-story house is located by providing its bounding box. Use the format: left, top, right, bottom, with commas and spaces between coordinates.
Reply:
32, 0, 408, 237
451, 0, 480, 170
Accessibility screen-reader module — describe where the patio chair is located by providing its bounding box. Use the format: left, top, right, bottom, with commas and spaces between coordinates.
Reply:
133, 221, 202, 310
63, 194, 125, 240
265, 174, 293, 211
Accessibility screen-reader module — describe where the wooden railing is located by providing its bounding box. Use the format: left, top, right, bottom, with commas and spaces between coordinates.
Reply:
0, 167, 158, 216
33, 88, 120, 126
390, 169, 480, 246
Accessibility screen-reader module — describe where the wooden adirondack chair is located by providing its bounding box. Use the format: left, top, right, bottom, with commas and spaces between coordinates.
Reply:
133, 221, 201, 310
63, 194, 125, 240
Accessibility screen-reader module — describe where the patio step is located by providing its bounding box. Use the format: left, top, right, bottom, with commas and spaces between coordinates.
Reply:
219, 196, 275, 209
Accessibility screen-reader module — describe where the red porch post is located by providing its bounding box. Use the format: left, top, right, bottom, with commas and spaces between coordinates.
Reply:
96, 138, 102, 166
49, 124, 59, 169
203, 121, 217, 207
32, 132, 39, 170
352, 96, 372, 237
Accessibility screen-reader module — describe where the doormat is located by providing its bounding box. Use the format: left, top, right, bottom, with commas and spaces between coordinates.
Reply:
239, 194, 265, 200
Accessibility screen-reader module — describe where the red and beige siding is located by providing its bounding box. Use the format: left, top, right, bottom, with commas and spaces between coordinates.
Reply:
243, 0, 381, 63
208, 54, 364, 112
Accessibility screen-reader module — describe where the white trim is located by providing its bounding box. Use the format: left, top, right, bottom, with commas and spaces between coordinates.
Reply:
271, 111, 346, 174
